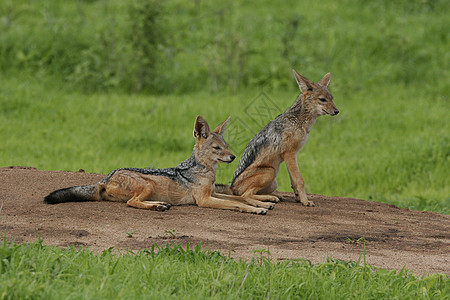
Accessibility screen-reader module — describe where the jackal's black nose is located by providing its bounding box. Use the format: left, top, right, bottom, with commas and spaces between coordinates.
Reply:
334, 110, 339, 115
230, 155, 236, 161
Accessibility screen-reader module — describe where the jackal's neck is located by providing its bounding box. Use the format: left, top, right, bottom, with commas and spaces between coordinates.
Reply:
191, 146, 218, 175
284, 94, 318, 132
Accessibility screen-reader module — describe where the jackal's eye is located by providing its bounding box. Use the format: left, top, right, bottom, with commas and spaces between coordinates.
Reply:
319, 98, 327, 103
213, 146, 221, 150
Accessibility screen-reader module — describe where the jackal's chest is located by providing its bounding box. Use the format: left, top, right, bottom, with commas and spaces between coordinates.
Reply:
297, 133, 309, 151
282, 129, 309, 153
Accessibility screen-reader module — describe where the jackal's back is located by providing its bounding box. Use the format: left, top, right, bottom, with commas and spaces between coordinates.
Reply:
231, 117, 284, 185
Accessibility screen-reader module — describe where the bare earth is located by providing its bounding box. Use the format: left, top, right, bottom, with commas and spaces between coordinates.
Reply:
1, 166, 449, 276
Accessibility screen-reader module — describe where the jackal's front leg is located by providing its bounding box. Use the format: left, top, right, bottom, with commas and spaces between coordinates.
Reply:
283, 153, 314, 207
196, 196, 268, 214
213, 192, 276, 210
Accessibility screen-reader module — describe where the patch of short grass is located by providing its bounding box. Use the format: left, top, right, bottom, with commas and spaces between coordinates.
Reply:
0, 239, 448, 299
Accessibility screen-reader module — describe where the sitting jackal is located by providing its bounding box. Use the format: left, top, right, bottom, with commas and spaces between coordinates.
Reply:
229, 70, 339, 206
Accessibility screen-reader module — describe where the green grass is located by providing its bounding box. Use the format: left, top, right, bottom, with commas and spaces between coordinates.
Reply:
0, 0, 448, 93
1, 239, 448, 299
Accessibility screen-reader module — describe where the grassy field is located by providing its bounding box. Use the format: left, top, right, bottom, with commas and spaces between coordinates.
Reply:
1, 73, 448, 213
1, 239, 448, 299
0, 0, 449, 297
1, 0, 448, 93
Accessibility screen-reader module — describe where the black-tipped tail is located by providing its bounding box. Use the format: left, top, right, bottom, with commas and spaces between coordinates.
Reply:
44, 185, 97, 204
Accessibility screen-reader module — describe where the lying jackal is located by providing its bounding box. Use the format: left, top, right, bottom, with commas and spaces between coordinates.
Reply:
45, 116, 273, 214
229, 70, 339, 206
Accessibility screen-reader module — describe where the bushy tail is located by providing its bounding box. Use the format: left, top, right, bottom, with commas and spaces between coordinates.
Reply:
214, 184, 233, 195
44, 185, 99, 204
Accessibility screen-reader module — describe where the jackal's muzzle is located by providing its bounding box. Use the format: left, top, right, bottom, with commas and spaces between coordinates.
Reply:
219, 155, 235, 163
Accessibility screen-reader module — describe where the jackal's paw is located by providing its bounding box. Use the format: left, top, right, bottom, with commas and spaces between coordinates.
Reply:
266, 195, 280, 203
155, 203, 171, 211
253, 208, 268, 215
261, 202, 276, 210
300, 200, 315, 207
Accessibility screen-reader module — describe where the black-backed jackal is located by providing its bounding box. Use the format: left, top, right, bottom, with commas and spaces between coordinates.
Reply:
228, 70, 339, 206
45, 116, 274, 214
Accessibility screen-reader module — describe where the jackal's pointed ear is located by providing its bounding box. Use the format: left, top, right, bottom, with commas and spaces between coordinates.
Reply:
212, 116, 231, 136
193, 115, 211, 139
292, 69, 314, 93
318, 72, 331, 87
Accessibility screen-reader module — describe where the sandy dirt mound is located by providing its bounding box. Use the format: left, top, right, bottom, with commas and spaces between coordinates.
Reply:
1, 166, 449, 276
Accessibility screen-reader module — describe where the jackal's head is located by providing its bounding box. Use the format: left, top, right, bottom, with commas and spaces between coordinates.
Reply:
193, 115, 235, 165
293, 69, 339, 117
